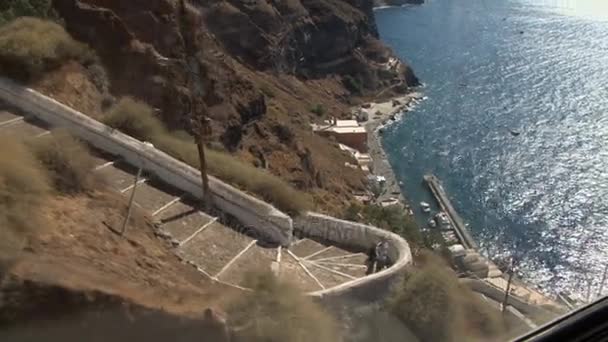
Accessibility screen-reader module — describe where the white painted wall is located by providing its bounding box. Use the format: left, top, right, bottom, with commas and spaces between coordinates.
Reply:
295, 213, 412, 299
0, 77, 293, 245
0, 77, 415, 299
461, 278, 553, 319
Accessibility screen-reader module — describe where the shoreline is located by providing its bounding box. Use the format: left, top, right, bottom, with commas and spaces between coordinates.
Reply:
355, 92, 564, 311
356, 92, 423, 209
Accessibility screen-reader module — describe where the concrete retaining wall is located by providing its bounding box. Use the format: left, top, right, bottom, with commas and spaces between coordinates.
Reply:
0, 77, 292, 245
461, 278, 553, 320
296, 213, 412, 299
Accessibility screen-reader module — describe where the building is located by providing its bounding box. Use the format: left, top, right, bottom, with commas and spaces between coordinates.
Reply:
312, 118, 368, 153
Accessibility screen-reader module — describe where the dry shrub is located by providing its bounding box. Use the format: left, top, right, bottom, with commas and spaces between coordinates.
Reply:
0, 17, 95, 80
102, 97, 166, 141
0, 137, 50, 265
228, 272, 340, 342
104, 97, 312, 214
0, 0, 58, 25
389, 252, 504, 341
27, 129, 103, 194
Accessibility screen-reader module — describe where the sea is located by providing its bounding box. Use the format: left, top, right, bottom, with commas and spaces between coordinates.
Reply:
375, 0, 608, 300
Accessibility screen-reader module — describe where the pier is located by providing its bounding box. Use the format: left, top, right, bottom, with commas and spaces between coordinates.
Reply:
424, 174, 478, 249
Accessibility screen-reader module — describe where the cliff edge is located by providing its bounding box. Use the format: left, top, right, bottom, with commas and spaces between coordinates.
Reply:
48, 0, 418, 214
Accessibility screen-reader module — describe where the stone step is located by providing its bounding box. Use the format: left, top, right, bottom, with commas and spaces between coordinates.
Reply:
0, 118, 48, 137
314, 261, 368, 278
96, 162, 146, 191
289, 238, 328, 258
88, 150, 118, 170
303, 261, 355, 288
0, 110, 22, 126
306, 245, 354, 261
217, 243, 277, 285
177, 222, 255, 277
121, 179, 181, 214
312, 253, 369, 264
157, 200, 215, 242
280, 251, 323, 292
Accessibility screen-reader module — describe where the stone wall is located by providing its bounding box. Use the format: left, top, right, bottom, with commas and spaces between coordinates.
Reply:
0, 77, 414, 299
0, 77, 293, 245
461, 278, 554, 319
295, 213, 412, 300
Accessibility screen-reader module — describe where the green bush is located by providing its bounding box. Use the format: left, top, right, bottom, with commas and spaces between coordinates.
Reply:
0, 17, 94, 80
0, 137, 51, 265
0, 0, 57, 25
228, 272, 341, 342
104, 98, 312, 214
389, 253, 504, 341
27, 129, 103, 194
345, 204, 423, 247
310, 103, 326, 116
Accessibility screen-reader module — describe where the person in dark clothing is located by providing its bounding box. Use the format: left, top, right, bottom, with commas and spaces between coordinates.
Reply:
367, 240, 391, 274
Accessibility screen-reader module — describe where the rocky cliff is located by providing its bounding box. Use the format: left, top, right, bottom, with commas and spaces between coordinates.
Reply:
50, 0, 418, 213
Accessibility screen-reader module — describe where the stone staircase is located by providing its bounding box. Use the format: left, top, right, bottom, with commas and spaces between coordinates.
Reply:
0, 105, 370, 293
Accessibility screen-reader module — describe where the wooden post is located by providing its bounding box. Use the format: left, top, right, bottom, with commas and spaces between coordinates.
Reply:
121, 167, 142, 236
195, 114, 212, 210
179, 0, 212, 210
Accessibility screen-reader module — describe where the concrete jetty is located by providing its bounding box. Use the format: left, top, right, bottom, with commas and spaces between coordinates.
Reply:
424, 174, 478, 249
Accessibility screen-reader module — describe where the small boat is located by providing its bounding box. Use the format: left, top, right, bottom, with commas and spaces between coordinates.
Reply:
428, 218, 437, 228
420, 201, 431, 213
509, 129, 521, 137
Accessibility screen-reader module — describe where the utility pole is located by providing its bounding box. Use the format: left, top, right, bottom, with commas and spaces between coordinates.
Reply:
179, 0, 212, 210
121, 167, 143, 236
501, 258, 515, 314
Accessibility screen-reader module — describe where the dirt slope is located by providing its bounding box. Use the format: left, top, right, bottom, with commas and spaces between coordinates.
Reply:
1, 191, 236, 323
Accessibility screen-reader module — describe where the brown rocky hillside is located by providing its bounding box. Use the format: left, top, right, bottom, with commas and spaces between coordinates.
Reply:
48, 0, 418, 214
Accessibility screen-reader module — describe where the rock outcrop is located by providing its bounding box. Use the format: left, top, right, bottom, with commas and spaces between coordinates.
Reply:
50, 0, 418, 213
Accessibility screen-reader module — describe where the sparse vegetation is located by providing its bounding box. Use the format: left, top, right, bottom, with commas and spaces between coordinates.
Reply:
0, 137, 51, 266
343, 75, 363, 95
228, 272, 341, 342
0, 0, 57, 25
103, 97, 165, 142
0, 17, 95, 80
310, 103, 326, 116
345, 204, 423, 247
260, 84, 276, 98
389, 253, 505, 341
27, 129, 103, 194
104, 97, 312, 214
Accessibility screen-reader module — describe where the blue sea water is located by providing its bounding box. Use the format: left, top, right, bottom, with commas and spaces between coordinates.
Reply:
375, 0, 608, 299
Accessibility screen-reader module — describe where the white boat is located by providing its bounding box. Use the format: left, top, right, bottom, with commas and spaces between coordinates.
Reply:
420, 201, 431, 213
428, 218, 437, 228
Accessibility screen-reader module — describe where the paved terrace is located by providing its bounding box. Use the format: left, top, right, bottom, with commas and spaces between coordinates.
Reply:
0, 105, 370, 292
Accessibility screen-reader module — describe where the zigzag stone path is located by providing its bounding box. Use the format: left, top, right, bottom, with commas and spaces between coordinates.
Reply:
0, 105, 369, 292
